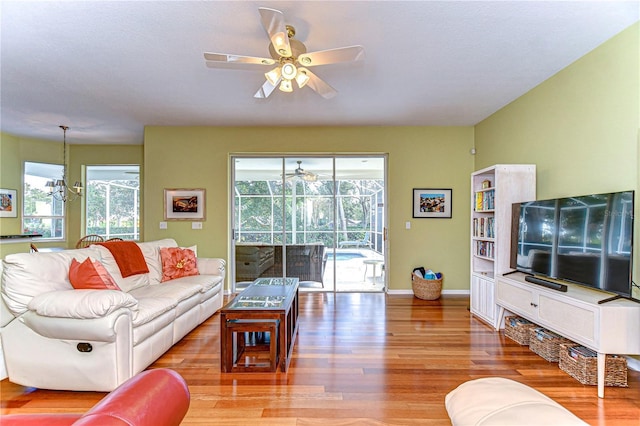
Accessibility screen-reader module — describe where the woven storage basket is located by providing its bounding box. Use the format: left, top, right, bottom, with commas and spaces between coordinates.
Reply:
504, 316, 536, 345
559, 343, 627, 387
411, 273, 442, 300
528, 327, 573, 362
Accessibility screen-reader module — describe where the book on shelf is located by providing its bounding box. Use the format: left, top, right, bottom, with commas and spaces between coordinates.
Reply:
474, 189, 495, 211
475, 241, 494, 258
472, 217, 495, 238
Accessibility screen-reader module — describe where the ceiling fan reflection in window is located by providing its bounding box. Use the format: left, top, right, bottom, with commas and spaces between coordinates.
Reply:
203, 7, 365, 99
285, 161, 318, 182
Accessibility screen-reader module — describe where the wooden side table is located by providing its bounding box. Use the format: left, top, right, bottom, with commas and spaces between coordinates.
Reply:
225, 319, 279, 372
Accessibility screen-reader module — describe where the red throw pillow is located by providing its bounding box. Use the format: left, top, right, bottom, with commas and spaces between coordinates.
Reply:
69, 258, 121, 290
160, 247, 199, 282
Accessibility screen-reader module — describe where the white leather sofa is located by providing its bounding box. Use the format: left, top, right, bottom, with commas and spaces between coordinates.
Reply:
0, 238, 225, 391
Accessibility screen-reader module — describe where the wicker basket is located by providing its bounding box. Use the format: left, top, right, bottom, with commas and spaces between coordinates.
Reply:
559, 343, 627, 387
528, 327, 573, 362
504, 316, 536, 345
411, 273, 442, 300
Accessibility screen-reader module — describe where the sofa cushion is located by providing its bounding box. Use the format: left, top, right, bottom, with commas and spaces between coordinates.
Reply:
173, 274, 224, 293
131, 281, 201, 318
28, 289, 138, 319
137, 239, 179, 285
1, 248, 104, 316
95, 241, 149, 277
130, 296, 177, 327
129, 281, 201, 304
160, 247, 199, 282
69, 258, 121, 291
92, 246, 150, 293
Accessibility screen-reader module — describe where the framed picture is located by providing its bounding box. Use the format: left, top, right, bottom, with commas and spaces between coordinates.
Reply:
0, 188, 18, 218
164, 188, 206, 221
413, 188, 452, 219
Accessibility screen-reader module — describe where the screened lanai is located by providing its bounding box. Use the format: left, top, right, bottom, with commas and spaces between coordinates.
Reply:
232, 156, 386, 293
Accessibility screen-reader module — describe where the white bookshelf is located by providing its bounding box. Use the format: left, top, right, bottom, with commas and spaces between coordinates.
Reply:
470, 164, 536, 327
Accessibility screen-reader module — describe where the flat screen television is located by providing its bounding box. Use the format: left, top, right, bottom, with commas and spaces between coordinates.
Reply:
510, 190, 635, 301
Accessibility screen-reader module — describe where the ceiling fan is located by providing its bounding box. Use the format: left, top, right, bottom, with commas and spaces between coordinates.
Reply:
203, 7, 365, 99
285, 161, 318, 182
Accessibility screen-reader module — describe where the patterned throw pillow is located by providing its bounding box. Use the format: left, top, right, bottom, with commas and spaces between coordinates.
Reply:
69, 258, 121, 290
160, 247, 199, 282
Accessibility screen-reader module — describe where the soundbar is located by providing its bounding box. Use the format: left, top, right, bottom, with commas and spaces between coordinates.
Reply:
525, 276, 568, 292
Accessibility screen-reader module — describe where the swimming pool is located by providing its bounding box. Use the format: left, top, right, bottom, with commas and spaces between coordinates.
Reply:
327, 252, 367, 261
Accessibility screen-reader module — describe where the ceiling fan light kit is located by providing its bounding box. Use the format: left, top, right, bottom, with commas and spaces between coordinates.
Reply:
265, 67, 281, 85
295, 69, 310, 88
279, 79, 293, 93
281, 62, 297, 80
204, 7, 364, 99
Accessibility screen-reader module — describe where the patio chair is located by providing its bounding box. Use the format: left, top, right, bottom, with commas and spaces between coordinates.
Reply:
338, 233, 372, 249
75, 234, 104, 249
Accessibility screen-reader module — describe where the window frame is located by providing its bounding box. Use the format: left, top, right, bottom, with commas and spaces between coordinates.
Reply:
84, 165, 141, 241
22, 161, 66, 241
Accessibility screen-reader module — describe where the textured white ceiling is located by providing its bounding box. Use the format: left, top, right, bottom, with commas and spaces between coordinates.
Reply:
1, 1, 638, 145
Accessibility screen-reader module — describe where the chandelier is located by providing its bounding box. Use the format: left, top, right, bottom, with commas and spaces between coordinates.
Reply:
45, 125, 83, 202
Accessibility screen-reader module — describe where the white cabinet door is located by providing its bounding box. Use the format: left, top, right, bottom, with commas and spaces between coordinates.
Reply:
471, 275, 496, 326
537, 294, 598, 348
496, 278, 536, 319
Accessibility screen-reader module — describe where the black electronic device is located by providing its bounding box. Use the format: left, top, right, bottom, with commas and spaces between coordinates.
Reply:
510, 190, 635, 301
524, 275, 568, 292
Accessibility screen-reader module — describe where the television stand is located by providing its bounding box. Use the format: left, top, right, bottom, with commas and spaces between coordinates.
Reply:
496, 272, 640, 398
524, 275, 568, 292
598, 294, 640, 305
502, 269, 533, 277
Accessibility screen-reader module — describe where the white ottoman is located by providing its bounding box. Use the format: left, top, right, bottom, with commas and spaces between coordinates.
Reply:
445, 377, 588, 425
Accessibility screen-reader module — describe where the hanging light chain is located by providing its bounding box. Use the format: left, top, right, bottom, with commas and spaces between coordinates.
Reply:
46, 125, 82, 202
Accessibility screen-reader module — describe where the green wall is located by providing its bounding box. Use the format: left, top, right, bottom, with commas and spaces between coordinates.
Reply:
143, 126, 475, 291
0, 134, 143, 257
0, 134, 21, 238
0, 134, 70, 256
475, 23, 639, 297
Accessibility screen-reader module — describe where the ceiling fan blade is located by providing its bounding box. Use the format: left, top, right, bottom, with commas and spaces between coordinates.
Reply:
204, 52, 275, 65
298, 45, 365, 67
259, 7, 292, 58
299, 68, 337, 99
254, 78, 279, 99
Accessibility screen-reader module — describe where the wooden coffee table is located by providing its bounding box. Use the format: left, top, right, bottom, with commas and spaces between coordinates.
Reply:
220, 277, 299, 372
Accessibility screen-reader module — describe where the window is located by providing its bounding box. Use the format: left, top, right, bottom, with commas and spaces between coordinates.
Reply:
85, 165, 140, 240
23, 162, 65, 239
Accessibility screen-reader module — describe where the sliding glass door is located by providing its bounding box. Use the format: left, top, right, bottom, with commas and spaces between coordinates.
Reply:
232, 155, 386, 293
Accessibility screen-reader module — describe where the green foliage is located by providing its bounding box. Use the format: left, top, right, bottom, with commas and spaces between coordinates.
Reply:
235, 178, 383, 246
86, 179, 140, 238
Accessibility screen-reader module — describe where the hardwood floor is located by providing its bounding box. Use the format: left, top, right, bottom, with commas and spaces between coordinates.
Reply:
2, 293, 639, 424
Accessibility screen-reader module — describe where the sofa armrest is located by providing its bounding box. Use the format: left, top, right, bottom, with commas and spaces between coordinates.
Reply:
21, 308, 132, 342
2, 369, 189, 426
197, 258, 226, 278
74, 368, 189, 426
28, 290, 137, 319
